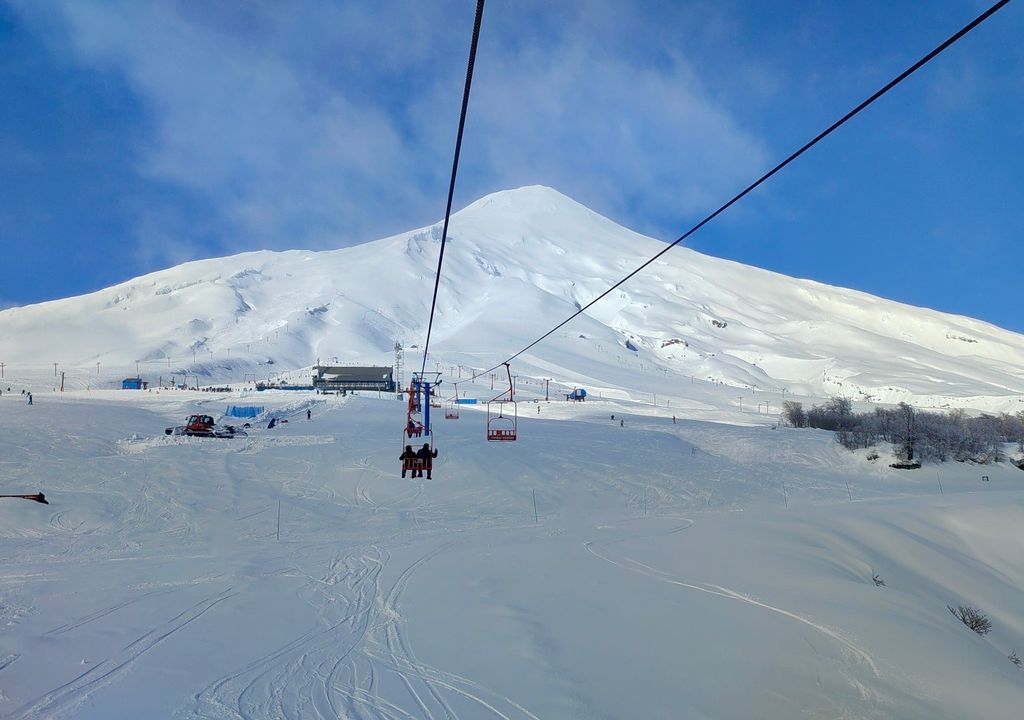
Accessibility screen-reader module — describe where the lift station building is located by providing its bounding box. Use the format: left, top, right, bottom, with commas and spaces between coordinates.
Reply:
313, 365, 395, 392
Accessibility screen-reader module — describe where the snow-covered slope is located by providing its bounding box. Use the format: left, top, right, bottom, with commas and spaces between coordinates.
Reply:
3, 390, 1024, 719
4, 187, 1024, 717
2, 186, 1022, 409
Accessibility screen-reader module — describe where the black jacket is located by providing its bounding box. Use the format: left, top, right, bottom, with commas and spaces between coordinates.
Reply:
415, 446, 438, 466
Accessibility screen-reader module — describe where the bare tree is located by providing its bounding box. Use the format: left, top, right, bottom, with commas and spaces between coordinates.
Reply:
948, 604, 992, 635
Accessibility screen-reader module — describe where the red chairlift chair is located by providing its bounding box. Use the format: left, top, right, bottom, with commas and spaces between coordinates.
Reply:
486, 363, 517, 442
445, 387, 460, 419
445, 399, 460, 420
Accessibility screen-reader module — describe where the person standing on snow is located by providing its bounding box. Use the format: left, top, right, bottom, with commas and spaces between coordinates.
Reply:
415, 443, 438, 479
306, 409, 311, 420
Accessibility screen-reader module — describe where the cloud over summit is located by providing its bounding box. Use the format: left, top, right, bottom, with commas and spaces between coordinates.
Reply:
12, 0, 768, 261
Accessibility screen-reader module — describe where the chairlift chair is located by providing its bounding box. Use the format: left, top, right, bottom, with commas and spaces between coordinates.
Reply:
486, 363, 517, 442
401, 371, 441, 475
445, 399, 460, 420
445, 387, 460, 419
486, 402, 517, 441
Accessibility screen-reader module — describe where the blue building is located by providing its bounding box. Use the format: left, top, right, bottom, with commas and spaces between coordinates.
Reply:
121, 377, 148, 390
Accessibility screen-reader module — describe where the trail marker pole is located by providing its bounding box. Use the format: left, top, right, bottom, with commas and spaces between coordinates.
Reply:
782, 480, 789, 509
532, 489, 538, 524
844, 477, 853, 502
937, 473, 943, 495
644, 487, 648, 516
277, 500, 282, 541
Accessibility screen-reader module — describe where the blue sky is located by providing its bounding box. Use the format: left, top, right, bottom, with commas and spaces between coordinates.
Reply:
2, 1, 1021, 331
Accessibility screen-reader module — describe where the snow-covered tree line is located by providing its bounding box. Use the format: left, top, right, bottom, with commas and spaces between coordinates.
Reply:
781, 399, 1024, 464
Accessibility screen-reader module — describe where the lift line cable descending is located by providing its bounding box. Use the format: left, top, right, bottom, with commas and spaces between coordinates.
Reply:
420, 0, 486, 376
452, 0, 1012, 388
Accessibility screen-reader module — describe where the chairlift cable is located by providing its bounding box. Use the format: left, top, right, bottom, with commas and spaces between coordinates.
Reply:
454, 0, 1011, 387
420, 0, 486, 376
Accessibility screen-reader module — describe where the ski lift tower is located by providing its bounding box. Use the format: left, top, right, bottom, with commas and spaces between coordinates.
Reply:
409, 371, 442, 437
394, 341, 404, 398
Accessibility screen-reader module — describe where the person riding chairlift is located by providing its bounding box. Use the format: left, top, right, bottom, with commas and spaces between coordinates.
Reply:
399, 445, 417, 478
415, 443, 438, 479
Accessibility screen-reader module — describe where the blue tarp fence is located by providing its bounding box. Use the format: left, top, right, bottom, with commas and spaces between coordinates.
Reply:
226, 405, 264, 418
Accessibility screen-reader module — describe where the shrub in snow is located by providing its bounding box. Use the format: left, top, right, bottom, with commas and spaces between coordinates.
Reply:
795, 399, 1023, 465
872, 573, 885, 587
781, 401, 806, 428
808, 397, 854, 433
1009, 651, 1022, 668
948, 604, 992, 636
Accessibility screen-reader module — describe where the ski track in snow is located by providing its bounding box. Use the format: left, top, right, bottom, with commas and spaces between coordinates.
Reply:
10, 589, 238, 720
179, 540, 539, 720
584, 520, 883, 706
5, 388, 1024, 718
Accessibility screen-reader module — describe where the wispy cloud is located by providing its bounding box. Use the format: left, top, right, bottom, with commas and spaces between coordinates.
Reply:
11, 0, 768, 263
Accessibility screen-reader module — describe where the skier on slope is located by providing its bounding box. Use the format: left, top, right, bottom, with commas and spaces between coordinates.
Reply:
415, 443, 438, 479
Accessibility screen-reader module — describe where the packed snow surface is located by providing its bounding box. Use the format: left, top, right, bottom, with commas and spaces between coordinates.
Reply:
2, 382, 1023, 719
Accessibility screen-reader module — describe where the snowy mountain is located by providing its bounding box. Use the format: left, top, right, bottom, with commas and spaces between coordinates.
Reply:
2, 185, 1022, 409
4, 186, 1024, 719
